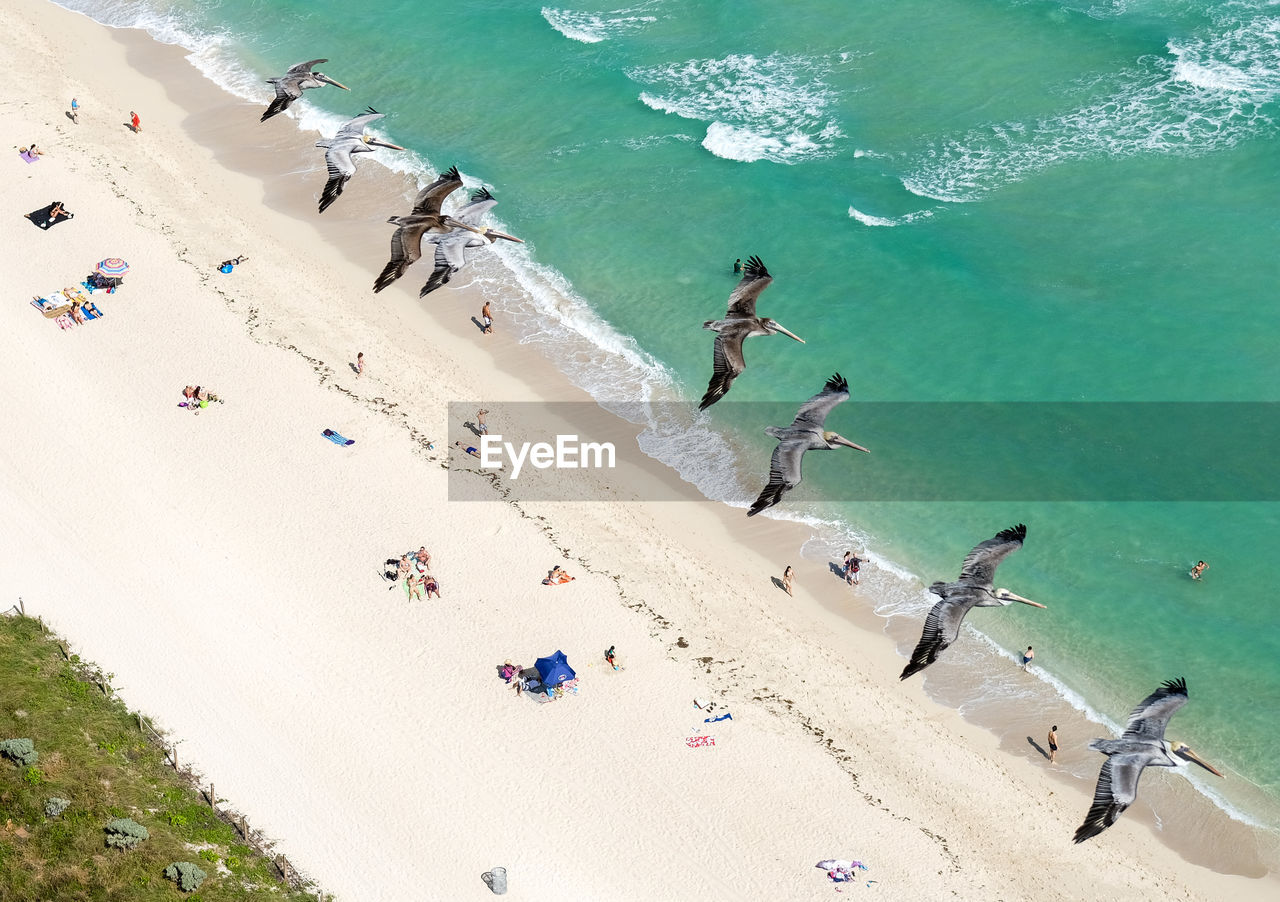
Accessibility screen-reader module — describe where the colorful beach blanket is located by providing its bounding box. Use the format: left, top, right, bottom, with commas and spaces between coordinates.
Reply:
685, 735, 715, 748
323, 429, 354, 446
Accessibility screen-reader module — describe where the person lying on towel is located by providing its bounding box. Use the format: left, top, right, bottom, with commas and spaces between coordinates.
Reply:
542, 565, 575, 585
25, 201, 73, 229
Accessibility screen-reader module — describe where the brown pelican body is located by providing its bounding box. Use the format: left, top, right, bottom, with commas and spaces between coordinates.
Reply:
261, 59, 349, 122
315, 108, 405, 214
700, 255, 804, 410
420, 188, 523, 297
747, 373, 868, 517
373, 166, 467, 293
900, 524, 1045, 680
1074, 678, 1223, 843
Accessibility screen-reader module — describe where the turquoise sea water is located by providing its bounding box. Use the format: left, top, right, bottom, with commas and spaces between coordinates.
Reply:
59, 0, 1280, 828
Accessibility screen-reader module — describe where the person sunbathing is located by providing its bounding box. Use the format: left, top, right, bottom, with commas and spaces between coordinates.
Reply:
454, 440, 482, 459
542, 566, 575, 585
71, 303, 86, 325
423, 575, 441, 599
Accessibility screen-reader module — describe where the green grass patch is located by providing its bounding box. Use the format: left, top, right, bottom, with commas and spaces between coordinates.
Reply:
0, 615, 325, 900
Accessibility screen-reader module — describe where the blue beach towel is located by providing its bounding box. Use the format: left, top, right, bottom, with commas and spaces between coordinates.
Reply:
704, 712, 733, 724
323, 429, 355, 446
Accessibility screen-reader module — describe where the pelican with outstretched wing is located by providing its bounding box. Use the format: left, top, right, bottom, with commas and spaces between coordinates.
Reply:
419, 188, 523, 297
315, 108, 404, 214
1074, 678, 1223, 843
900, 524, 1045, 680
747, 373, 868, 517
373, 166, 472, 293
700, 256, 804, 410
261, 59, 349, 122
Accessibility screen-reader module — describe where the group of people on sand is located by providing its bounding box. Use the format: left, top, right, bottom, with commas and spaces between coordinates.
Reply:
181, 385, 222, 410
385, 546, 440, 600
778, 551, 865, 598
498, 645, 615, 698
542, 565, 575, 585
453, 409, 492, 460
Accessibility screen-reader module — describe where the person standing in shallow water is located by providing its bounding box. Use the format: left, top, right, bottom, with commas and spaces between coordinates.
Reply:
1190, 560, 1209, 580
1047, 725, 1058, 764
733, 258, 743, 274
1022, 646, 1034, 672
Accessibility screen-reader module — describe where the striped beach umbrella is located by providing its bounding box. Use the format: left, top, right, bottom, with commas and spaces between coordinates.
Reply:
95, 257, 129, 277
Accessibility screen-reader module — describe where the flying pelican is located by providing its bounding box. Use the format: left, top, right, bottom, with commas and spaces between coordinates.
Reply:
1074, 677, 1223, 843
747, 373, 869, 517
899, 524, 1045, 680
260, 59, 349, 122
315, 108, 405, 214
419, 188, 523, 297
701, 256, 804, 410
373, 166, 474, 293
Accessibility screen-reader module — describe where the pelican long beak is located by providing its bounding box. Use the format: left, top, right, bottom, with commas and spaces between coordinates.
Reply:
1177, 746, 1225, 777
487, 230, 524, 244
771, 322, 806, 344
441, 217, 486, 235
367, 138, 405, 151
832, 436, 871, 453
319, 75, 350, 91
1004, 591, 1046, 609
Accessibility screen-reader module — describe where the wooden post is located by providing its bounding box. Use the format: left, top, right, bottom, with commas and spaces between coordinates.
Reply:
240, 815, 248, 839
17, 597, 24, 616
171, 745, 177, 770
208, 783, 215, 809
136, 712, 143, 732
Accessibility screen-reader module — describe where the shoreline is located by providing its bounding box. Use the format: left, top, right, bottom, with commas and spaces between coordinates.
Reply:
3, 1, 1276, 898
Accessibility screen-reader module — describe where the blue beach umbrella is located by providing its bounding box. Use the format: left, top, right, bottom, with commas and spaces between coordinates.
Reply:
534, 650, 576, 687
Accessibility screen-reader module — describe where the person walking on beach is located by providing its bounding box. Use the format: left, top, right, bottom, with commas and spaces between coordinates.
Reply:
1047, 725, 1059, 764
843, 551, 864, 585
481, 301, 493, 334
1190, 560, 1209, 580
1022, 646, 1035, 672
782, 565, 795, 596
605, 645, 618, 670
476, 409, 489, 435
130, 110, 141, 133
356, 352, 365, 377
70, 97, 79, 124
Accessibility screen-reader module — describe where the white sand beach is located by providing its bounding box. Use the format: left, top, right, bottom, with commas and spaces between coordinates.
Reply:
2, 2, 1277, 899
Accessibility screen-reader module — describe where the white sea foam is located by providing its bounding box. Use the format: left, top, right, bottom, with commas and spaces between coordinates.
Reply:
847, 206, 936, 227
541, 4, 660, 44
901, 5, 1280, 201
627, 52, 845, 163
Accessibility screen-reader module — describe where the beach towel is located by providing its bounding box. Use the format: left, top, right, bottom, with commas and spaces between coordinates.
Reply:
31, 296, 72, 318
20, 150, 39, 163
323, 429, 354, 446
704, 712, 732, 723
25, 204, 72, 229
685, 735, 715, 748
542, 573, 574, 585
